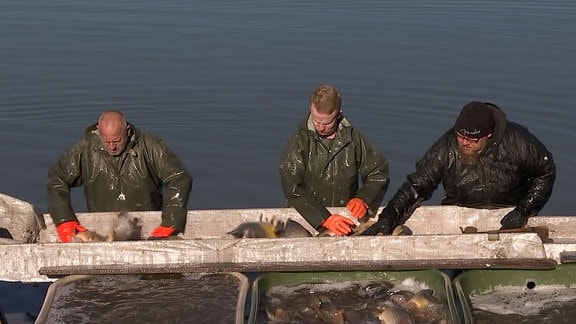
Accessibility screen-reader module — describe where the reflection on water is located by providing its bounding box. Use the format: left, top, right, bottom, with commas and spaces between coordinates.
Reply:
41, 273, 246, 324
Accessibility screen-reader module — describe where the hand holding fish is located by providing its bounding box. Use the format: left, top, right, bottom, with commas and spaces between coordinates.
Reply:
322, 214, 354, 236
56, 220, 88, 243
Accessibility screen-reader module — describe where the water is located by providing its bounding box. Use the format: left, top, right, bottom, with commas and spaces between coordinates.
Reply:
1, 0, 575, 320
40, 273, 245, 323
470, 285, 576, 323
259, 278, 449, 323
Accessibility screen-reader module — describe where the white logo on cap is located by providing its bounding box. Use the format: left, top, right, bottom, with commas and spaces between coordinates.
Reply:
459, 128, 481, 136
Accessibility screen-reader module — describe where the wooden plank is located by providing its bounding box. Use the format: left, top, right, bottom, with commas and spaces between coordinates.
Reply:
6, 205, 575, 283
559, 252, 576, 264
460, 226, 551, 243
1, 233, 549, 282
543, 243, 576, 263
528, 216, 576, 243
39, 258, 557, 278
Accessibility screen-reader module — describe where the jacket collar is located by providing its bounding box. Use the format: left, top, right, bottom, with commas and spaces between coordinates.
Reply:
303, 113, 353, 142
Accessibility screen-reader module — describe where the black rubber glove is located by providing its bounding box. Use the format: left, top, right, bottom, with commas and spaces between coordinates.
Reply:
360, 207, 396, 235
499, 209, 527, 230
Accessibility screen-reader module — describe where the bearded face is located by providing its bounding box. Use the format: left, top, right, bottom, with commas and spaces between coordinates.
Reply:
455, 133, 491, 165
458, 145, 481, 165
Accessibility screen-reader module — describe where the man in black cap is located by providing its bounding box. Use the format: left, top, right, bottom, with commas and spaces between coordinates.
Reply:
362, 101, 556, 235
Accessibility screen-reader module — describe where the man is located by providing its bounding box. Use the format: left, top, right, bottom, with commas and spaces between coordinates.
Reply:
279, 84, 390, 236
362, 101, 556, 235
47, 110, 192, 242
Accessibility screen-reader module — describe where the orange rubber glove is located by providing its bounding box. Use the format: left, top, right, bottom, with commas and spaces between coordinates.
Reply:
346, 198, 369, 218
148, 225, 175, 239
322, 215, 355, 236
56, 221, 88, 243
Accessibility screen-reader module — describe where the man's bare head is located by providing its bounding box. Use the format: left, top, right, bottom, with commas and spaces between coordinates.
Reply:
97, 111, 131, 156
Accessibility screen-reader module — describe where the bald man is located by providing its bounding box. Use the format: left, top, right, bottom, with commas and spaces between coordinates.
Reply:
47, 111, 192, 242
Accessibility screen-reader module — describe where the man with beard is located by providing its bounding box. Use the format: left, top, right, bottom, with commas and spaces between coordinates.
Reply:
362, 101, 555, 235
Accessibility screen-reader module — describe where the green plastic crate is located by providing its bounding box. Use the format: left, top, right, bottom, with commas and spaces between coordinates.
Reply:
248, 270, 460, 324
36, 273, 249, 324
454, 264, 576, 324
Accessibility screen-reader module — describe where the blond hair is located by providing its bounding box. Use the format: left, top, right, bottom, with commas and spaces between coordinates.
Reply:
310, 84, 341, 113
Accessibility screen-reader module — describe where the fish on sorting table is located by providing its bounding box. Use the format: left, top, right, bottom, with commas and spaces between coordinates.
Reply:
280, 219, 314, 238
391, 225, 413, 236
353, 220, 413, 236
72, 212, 141, 242
227, 218, 313, 238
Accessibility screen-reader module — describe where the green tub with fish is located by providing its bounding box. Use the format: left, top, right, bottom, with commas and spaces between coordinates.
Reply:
36, 272, 249, 324
248, 270, 460, 324
454, 264, 576, 323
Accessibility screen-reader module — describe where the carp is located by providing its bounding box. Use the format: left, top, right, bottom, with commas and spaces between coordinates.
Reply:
228, 218, 313, 238
72, 212, 141, 242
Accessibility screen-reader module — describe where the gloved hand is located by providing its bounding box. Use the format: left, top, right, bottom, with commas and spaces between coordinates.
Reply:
346, 198, 369, 219
322, 214, 355, 236
57, 221, 88, 243
360, 207, 396, 235
148, 225, 175, 240
500, 209, 527, 230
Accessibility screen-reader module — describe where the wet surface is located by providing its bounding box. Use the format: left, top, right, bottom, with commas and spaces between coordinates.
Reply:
257, 278, 451, 324
39, 273, 246, 324
469, 285, 576, 324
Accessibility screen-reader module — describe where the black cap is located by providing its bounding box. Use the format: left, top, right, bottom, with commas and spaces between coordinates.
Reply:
454, 101, 494, 138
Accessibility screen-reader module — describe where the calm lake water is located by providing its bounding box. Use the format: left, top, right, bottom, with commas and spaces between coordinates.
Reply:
1, 0, 575, 320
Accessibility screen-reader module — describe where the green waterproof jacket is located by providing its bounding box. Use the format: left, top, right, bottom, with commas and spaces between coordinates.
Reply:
279, 115, 390, 229
47, 123, 192, 232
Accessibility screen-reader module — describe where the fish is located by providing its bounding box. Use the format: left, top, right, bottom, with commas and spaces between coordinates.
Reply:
110, 212, 141, 241
385, 290, 415, 309
277, 219, 314, 238
391, 225, 413, 236
72, 212, 141, 242
405, 289, 446, 323
72, 230, 107, 242
297, 294, 344, 324
353, 221, 413, 236
406, 289, 438, 311
227, 218, 313, 238
376, 305, 415, 324
227, 221, 279, 238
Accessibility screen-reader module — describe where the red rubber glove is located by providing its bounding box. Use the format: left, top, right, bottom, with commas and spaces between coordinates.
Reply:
322, 215, 355, 236
148, 225, 175, 239
57, 221, 88, 243
346, 198, 369, 218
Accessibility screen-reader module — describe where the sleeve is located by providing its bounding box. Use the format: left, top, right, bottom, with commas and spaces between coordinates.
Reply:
353, 133, 390, 216
279, 132, 331, 229
147, 136, 192, 232
46, 141, 85, 225
385, 134, 449, 223
516, 132, 556, 217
